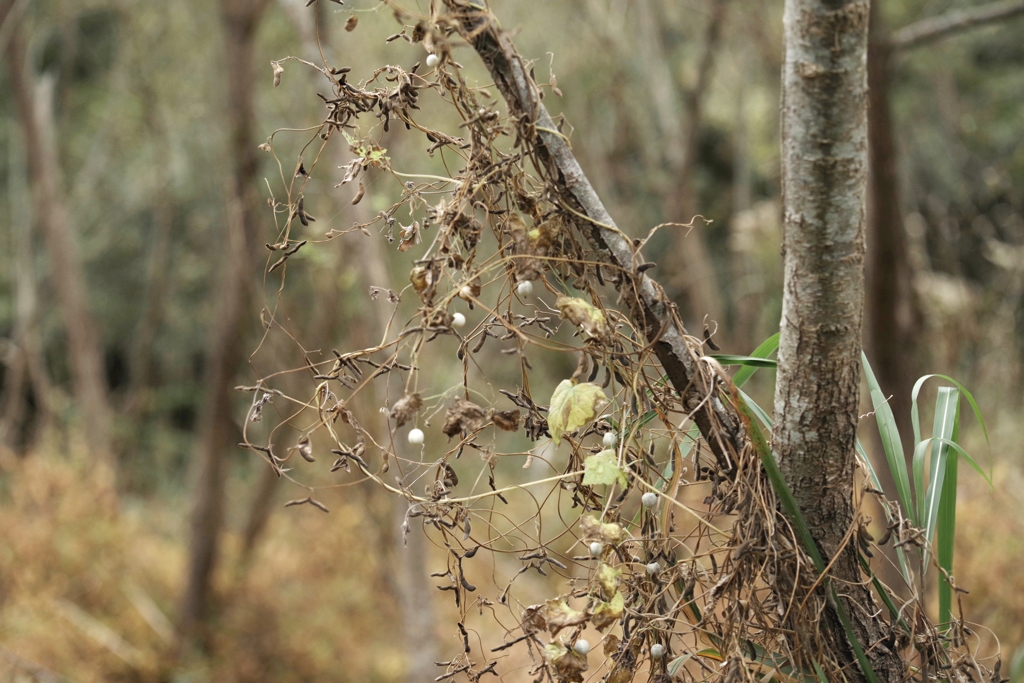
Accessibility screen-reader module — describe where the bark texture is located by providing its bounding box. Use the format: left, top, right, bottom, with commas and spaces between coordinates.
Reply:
775, 2, 902, 681
5, 29, 116, 470
178, 0, 270, 643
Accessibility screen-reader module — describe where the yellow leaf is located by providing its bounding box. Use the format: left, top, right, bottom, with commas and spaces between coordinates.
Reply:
548, 380, 608, 442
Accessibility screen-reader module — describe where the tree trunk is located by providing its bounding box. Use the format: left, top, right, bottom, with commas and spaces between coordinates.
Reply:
178, 0, 270, 644
127, 105, 177, 411
774, 2, 903, 681
5, 29, 116, 473
865, 0, 918, 448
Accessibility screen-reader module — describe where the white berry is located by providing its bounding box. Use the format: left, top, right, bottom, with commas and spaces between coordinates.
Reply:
573, 639, 590, 655
458, 286, 473, 300
589, 541, 604, 557
407, 428, 425, 445
451, 312, 466, 328
426, 53, 439, 68
646, 561, 661, 576
602, 431, 617, 448
641, 492, 658, 508
516, 280, 533, 297
651, 643, 666, 659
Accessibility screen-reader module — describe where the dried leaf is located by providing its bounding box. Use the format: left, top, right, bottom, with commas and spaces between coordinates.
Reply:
556, 297, 610, 340
540, 599, 588, 635
583, 450, 627, 488
589, 591, 624, 630
490, 409, 521, 432
442, 399, 489, 437
595, 563, 622, 600
389, 393, 422, 428
398, 221, 421, 252
271, 60, 284, 87
547, 380, 608, 442
579, 516, 623, 548
544, 641, 588, 682
345, 14, 358, 31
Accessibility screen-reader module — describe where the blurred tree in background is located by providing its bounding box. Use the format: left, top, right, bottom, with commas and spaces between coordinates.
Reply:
0, 1, 1023, 681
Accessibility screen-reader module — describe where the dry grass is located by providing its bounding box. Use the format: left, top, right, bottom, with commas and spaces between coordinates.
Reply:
0, 447, 410, 683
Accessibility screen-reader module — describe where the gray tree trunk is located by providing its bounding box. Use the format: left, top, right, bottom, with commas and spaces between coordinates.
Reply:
178, 0, 270, 645
774, 2, 903, 681
5, 29, 116, 474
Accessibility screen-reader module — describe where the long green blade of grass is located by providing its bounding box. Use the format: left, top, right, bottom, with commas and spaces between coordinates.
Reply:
733, 332, 780, 389
911, 374, 990, 465
937, 393, 961, 630
923, 388, 959, 551
862, 353, 916, 526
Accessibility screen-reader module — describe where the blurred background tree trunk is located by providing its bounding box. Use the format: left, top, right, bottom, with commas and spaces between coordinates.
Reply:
178, 0, 271, 645
865, 0, 920, 449
126, 96, 177, 413
5, 25, 116, 474
0, 119, 54, 451
637, 0, 730, 338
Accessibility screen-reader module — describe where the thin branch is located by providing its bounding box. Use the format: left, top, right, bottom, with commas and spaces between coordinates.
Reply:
890, 0, 1024, 51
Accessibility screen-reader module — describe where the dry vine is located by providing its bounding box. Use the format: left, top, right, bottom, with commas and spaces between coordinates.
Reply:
240, 2, 998, 682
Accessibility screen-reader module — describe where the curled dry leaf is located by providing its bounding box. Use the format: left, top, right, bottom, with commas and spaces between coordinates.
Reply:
345, 14, 358, 31
543, 641, 588, 682
579, 515, 623, 548
398, 221, 422, 252
442, 399, 489, 438
271, 60, 284, 87
490, 409, 521, 432
556, 297, 610, 341
389, 393, 422, 428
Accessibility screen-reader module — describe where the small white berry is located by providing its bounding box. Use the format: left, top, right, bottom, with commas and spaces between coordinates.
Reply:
426, 53, 440, 68
573, 639, 590, 655
641, 492, 658, 508
516, 280, 533, 297
407, 428, 425, 445
646, 561, 661, 576
651, 643, 666, 659
451, 312, 466, 328
602, 431, 618, 448
589, 541, 604, 557
458, 286, 474, 300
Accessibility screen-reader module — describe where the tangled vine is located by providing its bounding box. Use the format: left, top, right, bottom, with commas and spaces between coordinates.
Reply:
242, 2, 997, 682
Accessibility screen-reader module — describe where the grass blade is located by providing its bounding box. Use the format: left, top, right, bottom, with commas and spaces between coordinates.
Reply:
937, 404, 960, 630
862, 353, 915, 526
924, 388, 959, 552
734, 332, 780, 389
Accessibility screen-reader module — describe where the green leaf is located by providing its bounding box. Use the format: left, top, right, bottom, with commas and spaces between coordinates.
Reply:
734, 332, 779, 388
911, 373, 990, 478
923, 388, 958, 550
667, 653, 693, 677
548, 380, 608, 442
583, 450, 627, 488
862, 353, 916, 526
709, 354, 777, 368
